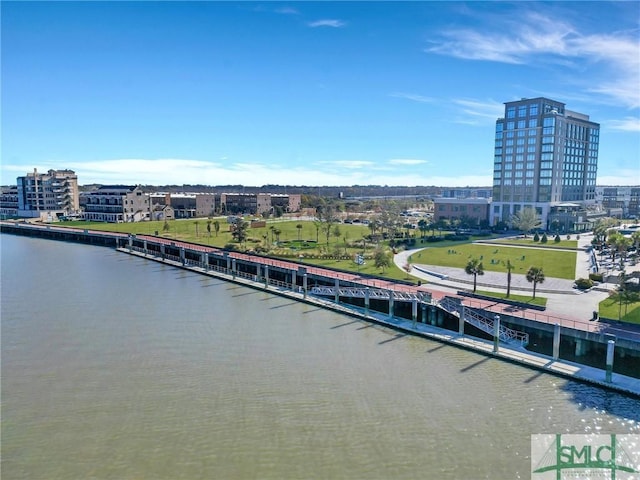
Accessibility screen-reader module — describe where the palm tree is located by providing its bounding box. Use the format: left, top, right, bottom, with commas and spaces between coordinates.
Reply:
503, 259, 514, 298
526, 266, 545, 299
296, 223, 303, 241
465, 258, 484, 293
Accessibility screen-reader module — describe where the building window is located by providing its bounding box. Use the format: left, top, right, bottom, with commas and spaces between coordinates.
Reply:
507, 107, 516, 118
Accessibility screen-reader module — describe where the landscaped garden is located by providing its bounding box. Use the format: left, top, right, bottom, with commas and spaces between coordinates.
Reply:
58, 218, 575, 286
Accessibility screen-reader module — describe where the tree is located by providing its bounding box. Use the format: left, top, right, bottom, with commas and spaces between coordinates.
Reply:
206, 220, 212, 237
213, 220, 220, 237
510, 207, 541, 237
465, 258, 485, 293
417, 219, 429, 239
231, 220, 249, 245
503, 259, 514, 298
163, 220, 170, 233
526, 266, 545, 299
373, 247, 391, 273
194, 220, 199, 237
273, 228, 282, 244
332, 225, 341, 244
296, 223, 303, 241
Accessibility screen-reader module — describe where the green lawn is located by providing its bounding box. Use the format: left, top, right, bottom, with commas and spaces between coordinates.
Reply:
407, 243, 576, 279
599, 296, 640, 324
482, 237, 579, 249
474, 289, 547, 307
62, 218, 370, 249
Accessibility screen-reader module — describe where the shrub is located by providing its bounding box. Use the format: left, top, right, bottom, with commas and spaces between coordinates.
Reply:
589, 273, 604, 282
533, 232, 540, 242
541, 233, 548, 243
574, 278, 594, 290
554, 234, 561, 243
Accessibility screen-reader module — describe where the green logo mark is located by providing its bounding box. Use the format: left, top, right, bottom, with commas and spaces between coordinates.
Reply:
532, 434, 640, 480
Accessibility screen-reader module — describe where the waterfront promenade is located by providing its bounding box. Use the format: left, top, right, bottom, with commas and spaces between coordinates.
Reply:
2, 221, 639, 396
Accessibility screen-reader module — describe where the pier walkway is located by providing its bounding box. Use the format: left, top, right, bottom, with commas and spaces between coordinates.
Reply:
119, 246, 640, 398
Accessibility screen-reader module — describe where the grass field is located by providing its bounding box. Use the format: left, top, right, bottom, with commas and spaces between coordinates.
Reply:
474, 289, 547, 307
599, 295, 640, 324
62, 218, 370, 249
407, 243, 576, 279
482, 237, 579, 249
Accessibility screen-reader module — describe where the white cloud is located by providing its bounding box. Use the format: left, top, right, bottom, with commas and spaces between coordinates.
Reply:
607, 117, 640, 132
426, 10, 640, 108
1, 158, 492, 188
390, 92, 434, 103
596, 170, 640, 186
388, 159, 428, 166
317, 160, 375, 169
275, 7, 300, 15
453, 98, 504, 121
307, 19, 346, 28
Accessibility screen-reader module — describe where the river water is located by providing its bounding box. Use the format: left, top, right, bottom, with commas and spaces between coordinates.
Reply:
2, 234, 639, 479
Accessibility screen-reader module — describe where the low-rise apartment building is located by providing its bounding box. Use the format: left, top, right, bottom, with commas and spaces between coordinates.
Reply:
433, 197, 490, 226
82, 185, 150, 222
221, 193, 301, 216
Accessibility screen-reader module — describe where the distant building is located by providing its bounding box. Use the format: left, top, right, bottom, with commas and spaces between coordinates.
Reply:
81, 185, 150, 222
490, 97, 599, 229
439, 187, 492, 199
220, 193, 301, 216
16, 168, 80, 220
0, 185, 19, 218
433, 197, 490, 226
595, 186, 640, 218
150, 193, 218, 219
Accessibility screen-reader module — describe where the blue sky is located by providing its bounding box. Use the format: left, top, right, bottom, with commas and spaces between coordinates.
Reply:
2, 1, 639, 187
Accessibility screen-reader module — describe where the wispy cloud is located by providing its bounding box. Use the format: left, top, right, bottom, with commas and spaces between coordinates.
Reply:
453, 98, 504, 119
608, 117, 640, 132
426, 10, 640, 108
389, 92, 434, 104
388, 159, 428, 166
451, 98, 504, 125
596, 170, 640, 186
318, 160, 374, 169
275, 7, 300, 15
307, 19, 346, 28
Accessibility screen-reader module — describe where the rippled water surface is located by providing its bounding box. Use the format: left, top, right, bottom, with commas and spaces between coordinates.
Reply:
2, 234, 639, 479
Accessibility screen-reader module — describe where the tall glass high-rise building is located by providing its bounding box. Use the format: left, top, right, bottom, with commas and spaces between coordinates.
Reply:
490, 97, 599, 228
